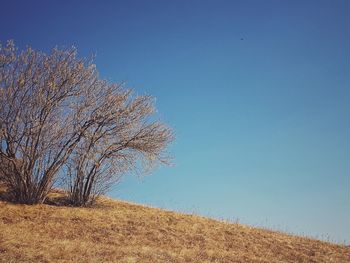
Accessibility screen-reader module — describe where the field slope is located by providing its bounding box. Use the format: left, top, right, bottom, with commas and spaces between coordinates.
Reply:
0, 193, 349, 262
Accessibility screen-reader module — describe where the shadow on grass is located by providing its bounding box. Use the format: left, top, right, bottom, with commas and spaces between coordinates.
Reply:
0, 186, 113, 209
0, 186, 71, 206
0, 186, 12, 202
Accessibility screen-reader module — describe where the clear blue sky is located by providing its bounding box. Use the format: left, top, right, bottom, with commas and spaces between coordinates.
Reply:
1, 0, 349, 243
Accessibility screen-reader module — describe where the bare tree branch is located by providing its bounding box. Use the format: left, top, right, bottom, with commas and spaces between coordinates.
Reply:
0, 41, 173, 205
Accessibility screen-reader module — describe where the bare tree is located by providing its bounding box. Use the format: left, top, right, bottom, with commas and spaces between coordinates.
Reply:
0, 40, 173, 205
65, 87, 173, 206
0, 40, 98, 203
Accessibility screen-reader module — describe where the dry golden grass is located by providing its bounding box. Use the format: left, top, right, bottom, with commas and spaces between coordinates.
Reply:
0, 190, 349, 262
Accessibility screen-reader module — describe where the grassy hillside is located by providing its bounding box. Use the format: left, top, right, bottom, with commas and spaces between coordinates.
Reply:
0, 191, 349, 262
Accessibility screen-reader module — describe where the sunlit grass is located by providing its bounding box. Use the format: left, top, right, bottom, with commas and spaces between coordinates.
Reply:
0, 189, 349, 262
